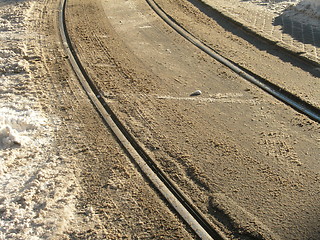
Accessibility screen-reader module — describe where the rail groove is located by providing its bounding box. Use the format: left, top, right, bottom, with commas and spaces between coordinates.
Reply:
59, 0, 226, 239
146, 0, 320, 123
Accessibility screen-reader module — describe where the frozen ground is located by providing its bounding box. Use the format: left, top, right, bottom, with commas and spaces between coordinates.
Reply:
0, 0, 319, 239
0, 1, 78, 239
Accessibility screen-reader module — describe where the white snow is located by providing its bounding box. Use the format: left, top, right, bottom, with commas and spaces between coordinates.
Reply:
246, 0, 320, 25
0, 1, 78, 239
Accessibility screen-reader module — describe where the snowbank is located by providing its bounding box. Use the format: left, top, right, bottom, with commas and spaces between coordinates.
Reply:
248, 0, 320, 19
0, 1, 78, 239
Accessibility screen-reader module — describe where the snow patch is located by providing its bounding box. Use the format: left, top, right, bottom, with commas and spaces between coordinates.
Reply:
0, 107, 48, 149
0, 126, 20, 149
246, 0, 320, 22
0, 1, 79, 239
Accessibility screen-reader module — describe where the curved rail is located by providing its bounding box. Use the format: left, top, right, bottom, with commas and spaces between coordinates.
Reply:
146, 0, 320, 123
59, 0, 226, 239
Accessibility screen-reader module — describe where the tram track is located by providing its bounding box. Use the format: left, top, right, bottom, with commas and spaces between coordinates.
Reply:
59, 0, 226, 239
147, 0, 320, 123
58, 0, 320, 239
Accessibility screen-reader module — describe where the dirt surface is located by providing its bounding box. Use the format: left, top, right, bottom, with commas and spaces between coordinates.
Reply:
8, 0, 196, 239
3, 0, 319, 239
64, 0, 320, 239
161, 0, 320, 108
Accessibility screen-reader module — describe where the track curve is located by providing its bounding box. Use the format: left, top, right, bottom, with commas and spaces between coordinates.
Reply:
146, 0, 320, 123
59, 0, 227, 239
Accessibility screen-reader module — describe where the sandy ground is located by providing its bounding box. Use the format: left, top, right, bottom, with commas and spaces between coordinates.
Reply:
66, 0, 320, 239
1, 0, 320, 239
1, 0, 195, 239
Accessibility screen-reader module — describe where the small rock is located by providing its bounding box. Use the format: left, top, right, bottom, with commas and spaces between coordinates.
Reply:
190, 90, 202, 96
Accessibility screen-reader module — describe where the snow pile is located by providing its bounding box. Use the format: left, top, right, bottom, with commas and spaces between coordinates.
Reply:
0, 49, 27, 75
0, 107, 46, 149
248, 0, 299, 13
247, 0, 320, 19
0, 1, 78, 239
0, 126, 20, 149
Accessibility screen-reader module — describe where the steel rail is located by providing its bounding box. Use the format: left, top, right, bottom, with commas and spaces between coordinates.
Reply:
59, 0, 226, 239
146, 0, 320, 123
